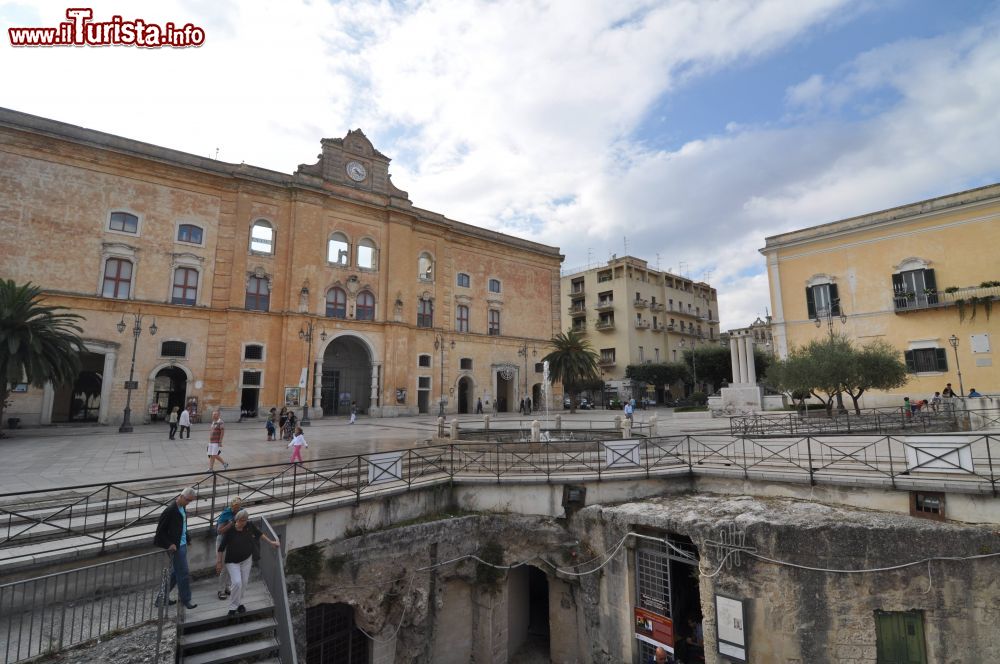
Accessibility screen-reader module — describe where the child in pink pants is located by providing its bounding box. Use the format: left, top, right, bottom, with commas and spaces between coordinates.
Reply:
287, 427, 308, 463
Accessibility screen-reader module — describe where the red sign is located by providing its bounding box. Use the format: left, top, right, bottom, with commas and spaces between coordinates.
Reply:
634, 607, 674, 651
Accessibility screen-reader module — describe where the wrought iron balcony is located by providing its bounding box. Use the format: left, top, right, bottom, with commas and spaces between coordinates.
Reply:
633, 298, 648, 309
598, 357, 616, 367
650, 324, 665, 333
634, 319, 651, 329
595, 319, 616, 331
567, 304, 587, 315
650, 302, 665, 313
893, 285, 999, 314
594, 300, 615, 312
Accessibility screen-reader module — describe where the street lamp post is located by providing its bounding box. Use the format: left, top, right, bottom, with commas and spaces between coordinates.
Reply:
298, 321, 327, 426
434, 334, 454, 417
116, 312, 157, 433
517, 342, 536, 412
948, 334, 965, 397
814, 298, 849, 413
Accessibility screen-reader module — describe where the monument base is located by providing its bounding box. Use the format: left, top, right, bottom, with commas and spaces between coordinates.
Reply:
718, 385, 764, 414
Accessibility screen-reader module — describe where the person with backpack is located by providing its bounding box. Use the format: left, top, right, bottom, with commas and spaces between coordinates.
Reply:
214, 496, 242, 600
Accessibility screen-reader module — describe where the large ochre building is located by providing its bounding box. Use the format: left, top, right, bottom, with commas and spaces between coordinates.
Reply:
761, 183, 1000, 405
560, 256, 720, 401
0, 108, 562, 426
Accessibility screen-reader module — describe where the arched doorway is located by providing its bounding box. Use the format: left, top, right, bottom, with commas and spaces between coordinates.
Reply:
507, 565, 550, 661
495, 371, 514, 413
532, 383, 542, 413
321, 336, 372, 416
152, 367, 187, 421
306, 603, 369, 663
458, 376, 473, 414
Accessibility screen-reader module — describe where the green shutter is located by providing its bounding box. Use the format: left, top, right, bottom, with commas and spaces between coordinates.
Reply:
935, 348, 948, 372
904, 350, 916, 372
829, 283, 840, 315
806, 287, 816, 319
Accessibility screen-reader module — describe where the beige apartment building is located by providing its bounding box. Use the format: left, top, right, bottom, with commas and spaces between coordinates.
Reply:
0, 108, 563, 427
761, 183, 1000, 405
560, 256, 720, 401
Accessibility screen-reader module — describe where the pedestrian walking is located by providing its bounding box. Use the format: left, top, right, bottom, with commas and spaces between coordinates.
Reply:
519, 398, 526, 415
215, 510, 280, 617
624, 401, 634, 423
178, 405, 191, 439
214, 496, 242, 600
207, 410, 229, 471
266, 408, 277, 441
349, 401, 357, 424
476, 397, 483, 414
168, 406, 179, 440
153, 487, 198, 610
526, 397, 532, 413
288, 427, 308, 463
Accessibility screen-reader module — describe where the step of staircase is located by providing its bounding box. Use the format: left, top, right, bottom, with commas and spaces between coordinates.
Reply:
181, 637, 279, 664
179, 616, 277, 648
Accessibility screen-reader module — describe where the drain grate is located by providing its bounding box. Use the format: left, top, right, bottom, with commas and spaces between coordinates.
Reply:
122, 451, 144, 455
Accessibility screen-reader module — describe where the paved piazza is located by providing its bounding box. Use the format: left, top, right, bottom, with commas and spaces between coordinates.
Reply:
0, 409, 724, 493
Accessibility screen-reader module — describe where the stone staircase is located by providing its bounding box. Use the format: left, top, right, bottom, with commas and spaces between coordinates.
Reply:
176, 576, 282, 664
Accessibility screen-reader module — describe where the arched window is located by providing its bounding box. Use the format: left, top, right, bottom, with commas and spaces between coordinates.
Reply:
488, 278, 502, 294
171, 267, 199, 305
357, 238, 377, 270
418, 252, 434, 281
326, 287, 347, 318
246, 276, 270, 311
177, 224, 203, 244
250, 220, 274, 254
109, 212, 139, 234
456, 304, 469, 332
356, 291, 375, 320
457, 273, 470, 288
328, 233, 350, 266
102, 258, 132, 299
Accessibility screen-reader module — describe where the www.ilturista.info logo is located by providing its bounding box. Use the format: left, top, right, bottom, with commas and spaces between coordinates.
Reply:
8, 8, 206, 48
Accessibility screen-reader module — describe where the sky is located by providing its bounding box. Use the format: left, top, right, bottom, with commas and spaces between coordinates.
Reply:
2, 0, 999, 330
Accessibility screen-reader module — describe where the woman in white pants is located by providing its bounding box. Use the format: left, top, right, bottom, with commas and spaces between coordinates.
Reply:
215, 510, 280, 616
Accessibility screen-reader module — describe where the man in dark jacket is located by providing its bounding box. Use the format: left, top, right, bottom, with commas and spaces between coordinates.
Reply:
154, 487, 198, 609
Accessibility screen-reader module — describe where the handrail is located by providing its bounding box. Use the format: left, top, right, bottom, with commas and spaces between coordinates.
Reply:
0, 549, 171, 664
3, 433, 999, 564
258, 517, 297, 664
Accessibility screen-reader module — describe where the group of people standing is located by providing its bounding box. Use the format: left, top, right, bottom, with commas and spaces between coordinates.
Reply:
154, 490, 280, 617
265, 407, 299, 442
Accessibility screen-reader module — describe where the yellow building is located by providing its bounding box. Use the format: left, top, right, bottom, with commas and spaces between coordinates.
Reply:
560, 256, 720, 401
761, 184, 1000, 405
0, 108, 562, 426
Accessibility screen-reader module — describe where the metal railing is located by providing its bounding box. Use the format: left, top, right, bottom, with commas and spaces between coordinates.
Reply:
0, 550, 171, 663
730, 405, 960, 436
3, 432, 999, 567
258, 517, 297, 664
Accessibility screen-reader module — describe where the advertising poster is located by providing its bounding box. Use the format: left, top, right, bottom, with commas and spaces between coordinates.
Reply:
634, 607, 674, 653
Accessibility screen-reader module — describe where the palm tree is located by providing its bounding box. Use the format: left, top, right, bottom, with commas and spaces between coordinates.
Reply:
0, 281, 85, 435
541, 329, 600, 413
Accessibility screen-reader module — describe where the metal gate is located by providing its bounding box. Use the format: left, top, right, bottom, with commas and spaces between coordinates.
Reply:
321, 367, 370, 416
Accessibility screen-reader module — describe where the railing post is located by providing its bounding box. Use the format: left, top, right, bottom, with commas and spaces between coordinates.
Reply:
805, 436, 815, 486
986, 434, 998, 498
356, 456, 362, 503
741, 436, 749, 479
208, 472, 218, 536
450, 443, 455, 481
686, 435, 694, 474
290, 462, 298, 515
496, 442, 502, 483
100, 484, 112, 554
643, 439, 651, 479
545, 440, 551, 482
886, 435, 897, 490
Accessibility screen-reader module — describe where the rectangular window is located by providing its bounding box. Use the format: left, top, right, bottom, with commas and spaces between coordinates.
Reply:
600, 348, 616, 363
418, 355, 431, 367
244, 344, 264, 360
806, 283, 840, 318
418, 376, 431, 389
910, 491, 945, 520
417, 300, 434, 328
457, 273, 470, 288
456, 304, 469, 332
241, 370, 262, 386
655, 348, 660, 362
461, 358, 473, 370
893, 269, 937, 309
488, 309, 500, 336
534, 362, 544, 372
245, 276, 270, 312
638, 346, 644, 363
904, 348, 947, 373
102, 258, 132, 299
171, 267, 198, 306
177, 224, 203, 244
109, 212, 138, 233
161, 341, 187, 358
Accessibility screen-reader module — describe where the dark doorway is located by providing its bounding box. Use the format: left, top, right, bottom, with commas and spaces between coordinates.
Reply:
417, 389, 429, 414
496, 373, 513, 412
458, 376, 472, 414
527, 567, 550, 643
508, 566, 550, 661
51, 352, 104, 423
240, 388, 259, 418
635, 532, 703, 664
306, 603, 368, 664
321, 337, 372, 416
152, 367, 188, 422
531, 383, 542, 412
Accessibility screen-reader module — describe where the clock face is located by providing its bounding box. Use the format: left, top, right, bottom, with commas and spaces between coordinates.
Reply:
346, 161, 367, 182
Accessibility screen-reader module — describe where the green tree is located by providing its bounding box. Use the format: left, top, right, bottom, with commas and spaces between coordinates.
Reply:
0, 281, 85, 435
624, 362, 689, 396
842, 339, 909, 414
680, 345, 770, 393
540, 329, 600, 413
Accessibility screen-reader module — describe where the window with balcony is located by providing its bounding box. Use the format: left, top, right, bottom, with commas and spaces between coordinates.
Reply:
597, 270, 612, 283
904, 348, 947, 373
893, 269, 937, 309
570, 278, 584, 293
600, 348, 616, 364
806, 283, 840, 318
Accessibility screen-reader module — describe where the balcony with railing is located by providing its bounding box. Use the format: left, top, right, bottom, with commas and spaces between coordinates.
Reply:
567, 303, 587, 316
634, 319, 651, 330
595, 318, 616, 331
594, 299, 615, 312
569, 281, 585, 295
893, 284, 1000, 314
651, 324, 665, 333
633, 298, 648, 309
598, 356, 616, 367
650, 302, 665, 313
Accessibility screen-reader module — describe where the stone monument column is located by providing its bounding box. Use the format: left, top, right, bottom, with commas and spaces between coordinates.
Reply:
730, 338, 741, 385
743, 336, 757, 386
736, 334, 748, 384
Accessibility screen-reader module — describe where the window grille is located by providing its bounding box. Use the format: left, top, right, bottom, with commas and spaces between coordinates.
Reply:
242, 371, 262, 386
244, 344, 264, 360
161, 341, 187, 358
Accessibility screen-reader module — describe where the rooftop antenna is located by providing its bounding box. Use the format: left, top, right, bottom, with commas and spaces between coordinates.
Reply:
679, 261, 689, 278
587, 248, 593, 269
623, 236, 629, 256
702, 269, 713, 284
214, 147, 219, 160
656, 253, 661, 271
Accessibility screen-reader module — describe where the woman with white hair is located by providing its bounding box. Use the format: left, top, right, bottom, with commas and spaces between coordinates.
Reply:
215, 509, 280, 616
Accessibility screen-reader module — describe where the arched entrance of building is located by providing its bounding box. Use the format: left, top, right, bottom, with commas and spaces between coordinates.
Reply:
321, 335, 372, 416
51, 351, 106, 422
458, 376, 474, 414
151, 367, 188, 421
306, 602, 369, 663
531, 383, 543, 413
495, 368, 514, 413
507, 565, 550, 660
